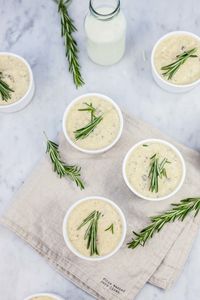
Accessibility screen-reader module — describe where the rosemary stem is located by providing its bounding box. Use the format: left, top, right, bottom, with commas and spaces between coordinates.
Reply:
45, 133, 84, 190
78, 210, 101, 256
161, 48, 198, 80
128, 197, 200, 249
74, 102, 103, 140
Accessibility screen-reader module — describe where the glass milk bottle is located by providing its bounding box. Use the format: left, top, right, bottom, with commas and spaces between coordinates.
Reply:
84, 0, 127, 66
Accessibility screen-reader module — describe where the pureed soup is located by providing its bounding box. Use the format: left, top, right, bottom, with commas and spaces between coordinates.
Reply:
125, 141, 183, 199
67, 199, 123, 257
31, 297, 54, 300
0, 55, 30, 105
66, 95, 121, 151
154, 34, 200, 85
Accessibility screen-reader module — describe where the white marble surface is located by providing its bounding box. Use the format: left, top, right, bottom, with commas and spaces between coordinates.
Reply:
0, 0, 200, 299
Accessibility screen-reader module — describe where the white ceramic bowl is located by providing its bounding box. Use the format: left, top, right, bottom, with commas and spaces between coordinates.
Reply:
63, 196, 127, 261
122, 138, 186, 201
24, 293, 65, 300
151, 31, 200, 93
0, 52, 35, 113
62, 93, 123, 154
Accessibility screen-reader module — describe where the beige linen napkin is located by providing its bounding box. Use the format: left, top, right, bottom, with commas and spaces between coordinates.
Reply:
1, 113, 200, 300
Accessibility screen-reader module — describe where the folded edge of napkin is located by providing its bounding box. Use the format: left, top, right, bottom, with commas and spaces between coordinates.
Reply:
149, 217, 200, 289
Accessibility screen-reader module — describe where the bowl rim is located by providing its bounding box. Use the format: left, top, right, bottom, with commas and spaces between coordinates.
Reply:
0, 52, 34, 107
24, 292, 65, 300
151, 30, 200, 88
63, 196, 127, 261
122, 138, 186, 201
62, 92, 124, 154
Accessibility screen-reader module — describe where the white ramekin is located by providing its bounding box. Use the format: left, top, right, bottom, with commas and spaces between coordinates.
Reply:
62, 93, 123, 154
151, 31, 200, 93
122, 138, 186, 201
24, 293, 65, 300
63, 196, 127, 261
0, 52, 35, 113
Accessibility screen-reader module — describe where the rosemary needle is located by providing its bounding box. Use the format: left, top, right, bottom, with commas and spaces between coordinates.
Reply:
127, 197, 200, 249
161, 48, 198, 80
105, 223, 114, 234
77, 210, 101, 256
44, 133, 84, 190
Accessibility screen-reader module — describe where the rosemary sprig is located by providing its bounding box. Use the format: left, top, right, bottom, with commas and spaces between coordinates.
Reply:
74, 102, 103, 140
149, 153, 170, 193
127, 197, 200, 249
45, 133, 84, 190
105, 223, 114, 234
0, 74, 14, 102
77, 210, 101, 256
57, 0, 84, 88
161, 48, 198, 80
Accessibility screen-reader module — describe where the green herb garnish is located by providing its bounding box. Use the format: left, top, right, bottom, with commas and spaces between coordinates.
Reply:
77, 210, 101, 256
105, 223, 114, 234
149, 153, 170, 193
127, 197, 200, 249
57, 0, 84, 88
142, 144, 149, 147
161, 48, 198, 80
0, 74, 14, 102
45, 133, 84, 190
74, 102, 103, 140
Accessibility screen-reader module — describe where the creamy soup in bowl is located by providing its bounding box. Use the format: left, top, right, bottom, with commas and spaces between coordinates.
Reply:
151, 31, 200, 92
30, 297, 53, 300
123, 139, 186, 201
0, 52, 34, 112
24, 293, 64, 300
63, 196, 127, 261
62, 93, 123, 154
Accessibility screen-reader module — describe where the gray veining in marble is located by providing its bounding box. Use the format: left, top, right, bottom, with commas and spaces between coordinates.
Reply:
0, 0, 200, 299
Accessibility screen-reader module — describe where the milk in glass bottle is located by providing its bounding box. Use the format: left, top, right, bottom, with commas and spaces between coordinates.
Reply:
84, 0, 127, 66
